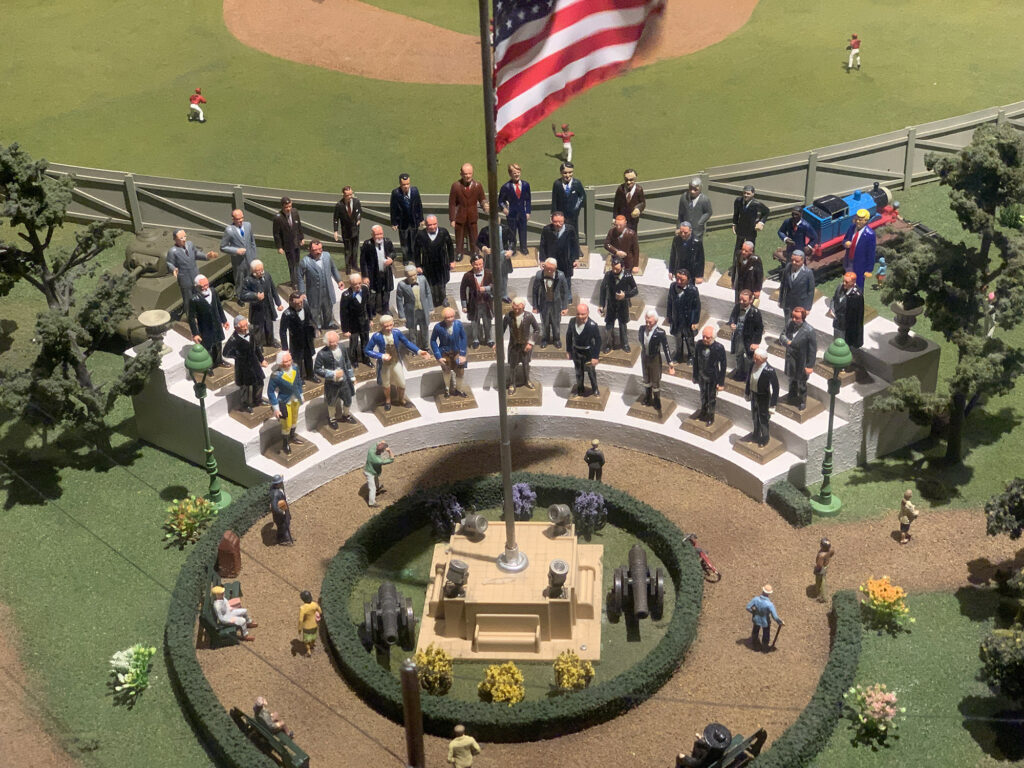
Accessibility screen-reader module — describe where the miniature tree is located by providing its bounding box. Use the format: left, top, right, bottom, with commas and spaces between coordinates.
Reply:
477, 661, 525, 705
979, 627, 1024, 704
873, 124, 1024, 462
413, 643, 453, 696
572, 491, 607, 540
511, 482, 537, 521
0, 143, 161, 452
553, 649, 594, 691
984, 476, 1024, 539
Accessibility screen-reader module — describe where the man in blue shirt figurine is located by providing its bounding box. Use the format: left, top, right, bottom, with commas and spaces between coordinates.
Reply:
746, 584, 784, 652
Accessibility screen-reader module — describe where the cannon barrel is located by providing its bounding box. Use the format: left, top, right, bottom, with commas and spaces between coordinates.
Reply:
628, 545, 649, 619
376, 581, 400, 646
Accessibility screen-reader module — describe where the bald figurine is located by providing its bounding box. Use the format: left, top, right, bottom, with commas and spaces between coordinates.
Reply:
360, 224, 396, 317
566, 303, 602, 397
220, 208, 259, 288
313, 330, 357, 428
449, 163, 488, 261
692, 325, 726, 425
531, 258, 570, 348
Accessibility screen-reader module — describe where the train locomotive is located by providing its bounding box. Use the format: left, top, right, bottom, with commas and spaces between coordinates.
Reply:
801, 181, 898, 259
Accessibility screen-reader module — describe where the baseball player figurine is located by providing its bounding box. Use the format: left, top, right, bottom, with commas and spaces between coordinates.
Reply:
188, 87, 207, 122
552, 123, 575, 163
847, 33, 861, 71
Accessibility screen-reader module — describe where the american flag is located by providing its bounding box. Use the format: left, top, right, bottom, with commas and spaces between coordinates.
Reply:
493, 0, 661, 152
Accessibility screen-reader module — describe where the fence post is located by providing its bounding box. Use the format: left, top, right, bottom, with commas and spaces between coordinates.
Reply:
232, 185, 245, 213
123, 174, 144, 233
804, 151, 817, 204
585, 185, 596, 251
997, 109, 1007, 126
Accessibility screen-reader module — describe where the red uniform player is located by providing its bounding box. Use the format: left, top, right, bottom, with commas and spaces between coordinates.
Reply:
552, 122, 575, 163
847, 34, 861, 71
188, 88, 207, 123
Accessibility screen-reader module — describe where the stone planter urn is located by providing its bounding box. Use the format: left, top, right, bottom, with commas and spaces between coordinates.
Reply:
888, 300, 927, 351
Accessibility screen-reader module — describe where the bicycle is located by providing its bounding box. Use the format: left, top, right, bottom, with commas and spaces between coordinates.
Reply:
683, 533, 721, 582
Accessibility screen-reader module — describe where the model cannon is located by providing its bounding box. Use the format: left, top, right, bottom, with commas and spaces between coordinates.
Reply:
363, 581, 416, 650
607, 545, 665, 622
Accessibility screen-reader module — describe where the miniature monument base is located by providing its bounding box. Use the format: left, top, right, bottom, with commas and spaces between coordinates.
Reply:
205, 366, 236, 391
732, 434, 785, 464
466, 344, 497, 364
229, 403, 274, 429
723, 376, 746, 397
418, 522, 603, 661
302, 380, 324, 401
354, 364, 377, 384
316, 417, 368, 445
566, 386, 610, 411
813, 361, 867, 386
681, 411, 733, 441
603, 253, 649, 275
263, 435, 319, 467
373, 399, 422, 427
506, 382, 543, 407
532, 343, 568, 361
404, 353, 437, 372
435, 388, 479, 413
628, 395, 677, 424
775, 396, 825, 424
599, 344, 641, 368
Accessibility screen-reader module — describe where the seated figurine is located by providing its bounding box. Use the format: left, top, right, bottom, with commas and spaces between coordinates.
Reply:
212, 585, 257, 642
676, 723, 732, 768
253, 696, 294, 738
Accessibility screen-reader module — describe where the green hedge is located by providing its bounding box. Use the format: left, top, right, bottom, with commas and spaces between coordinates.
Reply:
750, 590, 862, 767
766, 479, 813, 527
164, 483, 279, 768
321, 472, 704, 742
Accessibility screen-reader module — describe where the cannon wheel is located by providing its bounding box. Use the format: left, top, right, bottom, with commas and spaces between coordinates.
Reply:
400, 597, 416, 648
607, 569, 624, 622
363, 602, 374, 638
649, 568, 666, 620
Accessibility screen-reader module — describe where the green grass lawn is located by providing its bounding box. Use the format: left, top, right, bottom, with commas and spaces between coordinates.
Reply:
814, 590, 1024, 767
348, 508, 674, 700
4, 0, 1024, 191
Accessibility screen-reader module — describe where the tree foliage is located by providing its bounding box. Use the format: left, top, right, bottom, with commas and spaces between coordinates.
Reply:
0, 142, 161, 446
984, 477, 1024, 539
874, 124, 1024, 461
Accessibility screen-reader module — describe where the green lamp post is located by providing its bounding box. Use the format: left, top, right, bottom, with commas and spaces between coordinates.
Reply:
809, 338, 852, 515
184, 343, 231, 509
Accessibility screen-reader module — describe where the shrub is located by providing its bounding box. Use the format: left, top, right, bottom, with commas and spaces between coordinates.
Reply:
163, 495, 218, 546
512, 482, 537, 521
109, 643, 157, 705
428, 493, 465, 539
979, 626, 1024, 703
478, 661, 526, 705
843, 683, 905, 746
414, 644, 453, 696
984, 477, 1024, 539
572, 490, 607, 540
998, 202, 1024, 231
859, 576, 915, 634
766, 480, 812, 527
553, 650, 594, 691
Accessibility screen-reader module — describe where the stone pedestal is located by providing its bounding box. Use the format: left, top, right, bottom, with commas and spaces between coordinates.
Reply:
627, 395, 677, 424
405, 353, 437, 372
263, 435, 319, 467
206, 365, 236, 391
566, 386, 610, 411
723, 377, 746, 397
302, 379, 324, 401
681, 412, 732, 441
229, 404, 274, 429
813, 361, 868, 386
599, 344, 640, 368
373, 400, 422, 426
732, 435, 785, 464
628, 300, 646, 322
466, 344, 497, 363
603, 253, 649, 275
436, 388, 479, 413
317, 417, 368, 445
506, 383, 543, 408
354, 364, 377, 384
532, 342, 566, 360
775, 396, 825, 424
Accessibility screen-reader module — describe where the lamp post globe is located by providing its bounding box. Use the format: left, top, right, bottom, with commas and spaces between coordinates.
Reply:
184, 343, 230, 509
809, 339, 851, 515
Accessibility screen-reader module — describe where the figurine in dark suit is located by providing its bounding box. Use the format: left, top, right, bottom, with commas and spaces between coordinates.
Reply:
538, 212, 580, 296
531, 259, 570, 348
603, 215, 640, 274
842, 209, 876, 291
390, 173, 424, 262
745, 348, 779, 446
598, 259, 638, 352
728, 290, 764, 382
448, 164, 488, 261
333, 185, 363, 273
828, 272, 865, 350
478, 222, 516, 303
780, 307, 817, 410
565, 303, 602, 397
188, 275, 230, 367
612, 168, 646, 225
414, 215, 457, 307
460, 255, 494, 348
238, 259, 284, 349
667, 269, 701, 364
678, 178, 713, 245
498, 163, 532, 255
503, 298, 539, 393
360, 225, 396, 317
584, 439, 604, 481
638, 310, 675, 414
733, 240, 765, 303
732, 185, 770, 255
669, 222, 704, 284
279, 292, 319, 382
550, 162, 586, 241
338, 274, 372, 368
166, 228, 217, 319
222, 316, 268, 413
313, 330, 357, 428
272, 197, 306, 287
692, 326, 727, 425
774, 207, 818, 268
777, 250, 815, 314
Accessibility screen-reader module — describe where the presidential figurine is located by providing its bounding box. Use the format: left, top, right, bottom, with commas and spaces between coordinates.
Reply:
449, 163, 488, 261
313, 330, 357, 429
430, 308, 469, 398
728, 289, 763, 382
638, 310, 674, 415
365, 314, 430, 411
550, 162, 586, 239
238, 259, 284, 350
828, 271, 865, 350
279, 292, 319, 383
477, 222, 516, 304
332, 185, 363, 273
538, 211, 581, 297
267, 350, 306, 455
604, 214, 640, 274
667, 269, 701, 364
166, 228, 217, 319
188, 275, 231, 367
599, 258, 638, 353
612, 168, 646, 225
389, 173, 424, 262
460, 254, 494, 348
396, 262, 434, 349
272, 196, 306, 287
774, 207, 818, 268
732, 240, 765, 303
497, 163, 531, 255
777, 250, 815, 315
531, 258, 570, 348
842, 208, 876, 290
222, 316, 268, 414
297, 240, 343, 331
413, 214, 457, 307
731, 184, 769, 255
692, 326, 727, 425
745, 346, 779, 447
678, 178, 712, 246
565, 303, 602, 398
360, 225, 396, 317
779, 307, 817, 410
668, 222, 704, 284
338, 273, 373, 368
220, 208, 259, 289
503, 297, 539, 394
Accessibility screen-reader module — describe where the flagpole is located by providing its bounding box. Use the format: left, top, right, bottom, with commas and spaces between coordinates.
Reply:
479, 0, 525, 573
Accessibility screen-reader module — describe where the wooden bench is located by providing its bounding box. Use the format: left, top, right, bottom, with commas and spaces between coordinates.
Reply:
231, 707, 310, 768
198, 576, 243, 648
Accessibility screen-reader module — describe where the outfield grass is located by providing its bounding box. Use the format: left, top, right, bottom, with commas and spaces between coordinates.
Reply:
360, 0, 479, 35
4, 0, 1024, 192
814, 590, 1023, 767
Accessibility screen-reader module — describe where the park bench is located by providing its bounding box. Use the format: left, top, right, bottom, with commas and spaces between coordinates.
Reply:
231, 707, 310, 768
198, 574, 243, 648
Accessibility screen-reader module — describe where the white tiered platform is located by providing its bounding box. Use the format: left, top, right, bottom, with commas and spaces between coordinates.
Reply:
129, 254, 938, 501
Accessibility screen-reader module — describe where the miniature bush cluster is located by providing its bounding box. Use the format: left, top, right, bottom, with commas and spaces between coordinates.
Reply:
843, 683, 905, 746
478, 661, 526, 705
979, 626, 1024, 704
512, 482, 537, 520
572, 490, 607, 540
985, 476, 1024, 539
860, 576, 915, 634
553, 650, 595, 691
428, 493, 465, 538
414, 643, 453, 697
109, 643, 157, 705
766, 480, 813, 527
163, 494, 218, 546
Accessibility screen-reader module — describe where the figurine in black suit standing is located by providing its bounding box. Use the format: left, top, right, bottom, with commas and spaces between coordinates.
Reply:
745, 347, 779, 446
333, 185, 363, 273
222, 316, 268, 413
360, 225, 396, 317
188, 275, 230, 367
279, 292, 319, 382
728, 289, 764, 382
780, 307, 817, 410
598, 259, 638, 352
565, 303, 602, 397
692, 325, 727, 425
339, 274, 373, 368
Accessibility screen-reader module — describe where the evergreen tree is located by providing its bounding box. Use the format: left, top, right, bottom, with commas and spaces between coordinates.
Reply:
0, 143, 161, 450
874, 124, 1024, 461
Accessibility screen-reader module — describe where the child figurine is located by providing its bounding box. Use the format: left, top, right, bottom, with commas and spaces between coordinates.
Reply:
874, 256, 886, 290
297, 590, 322, 657
898, 489, 919, 544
